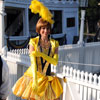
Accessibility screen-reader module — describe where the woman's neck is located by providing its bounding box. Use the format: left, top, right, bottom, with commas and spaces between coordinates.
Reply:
41, 36, 49, 43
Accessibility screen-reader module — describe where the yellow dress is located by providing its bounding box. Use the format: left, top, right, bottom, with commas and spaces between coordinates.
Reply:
12, 36, 63, 100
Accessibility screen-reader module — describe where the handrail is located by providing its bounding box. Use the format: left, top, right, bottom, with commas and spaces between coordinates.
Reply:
5, 0, 79, 5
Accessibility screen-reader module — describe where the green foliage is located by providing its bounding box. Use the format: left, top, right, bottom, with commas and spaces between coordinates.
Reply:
84, 0, 100, 33
86, 0, 98, 18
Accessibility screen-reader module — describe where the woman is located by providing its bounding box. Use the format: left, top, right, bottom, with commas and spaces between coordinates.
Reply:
12, 18, 63, 100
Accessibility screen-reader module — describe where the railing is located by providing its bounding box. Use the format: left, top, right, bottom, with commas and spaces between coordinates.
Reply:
41, 0, 78, 4
8, 41, 100, 74
2, 42, 100, 100
5, 0, 31, 4
59, 42, 100, 73
9, 48, 29, 54
4, 49, 100, 100
51, 65, 100, 100
7, 48, 30, 66
5, 0, 79, 5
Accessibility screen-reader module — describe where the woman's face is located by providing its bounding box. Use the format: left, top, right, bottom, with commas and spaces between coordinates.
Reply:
40, 26, 51, 38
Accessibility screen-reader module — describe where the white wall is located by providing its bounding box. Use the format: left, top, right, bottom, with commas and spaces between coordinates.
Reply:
59, 42, 100, 73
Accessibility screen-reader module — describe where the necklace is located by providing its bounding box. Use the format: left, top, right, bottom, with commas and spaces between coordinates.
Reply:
40, 39, 50, 49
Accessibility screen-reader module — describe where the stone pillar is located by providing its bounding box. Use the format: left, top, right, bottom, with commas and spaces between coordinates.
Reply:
0, 0, 6, 53
78, 10, 85, 45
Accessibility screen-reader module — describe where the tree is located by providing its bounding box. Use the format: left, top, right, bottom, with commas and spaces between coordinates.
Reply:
85, 0, 100, 33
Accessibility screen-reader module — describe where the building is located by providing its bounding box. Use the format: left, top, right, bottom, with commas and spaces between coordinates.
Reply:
0, 0, 79, 51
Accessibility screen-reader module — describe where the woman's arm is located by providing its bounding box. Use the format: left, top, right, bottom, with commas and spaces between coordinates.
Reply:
32, 47, 59, 66
29, 44, 35, 53
29, 45, 38, 92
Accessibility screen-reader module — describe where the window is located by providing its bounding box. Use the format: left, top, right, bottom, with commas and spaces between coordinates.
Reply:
52, 10, 62, 34
5, 8, 24, 36
67, 17, 75, 27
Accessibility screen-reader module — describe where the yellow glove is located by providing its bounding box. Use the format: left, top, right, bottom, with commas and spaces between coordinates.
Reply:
31, 51, 58, 66
31, 50, 40, 57
32, 79, 38, 93
29, 54, 38, 92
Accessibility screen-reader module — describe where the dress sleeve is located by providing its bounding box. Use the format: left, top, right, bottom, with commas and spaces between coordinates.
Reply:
29, 38, 35, 47
55, 40, 59, 48
29, 37, 39, 50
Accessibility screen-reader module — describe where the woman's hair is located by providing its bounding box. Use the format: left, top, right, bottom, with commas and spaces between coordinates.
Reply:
36, 18, 51, 34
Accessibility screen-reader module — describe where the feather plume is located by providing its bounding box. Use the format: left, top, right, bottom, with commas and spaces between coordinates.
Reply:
29, 0, 54, 24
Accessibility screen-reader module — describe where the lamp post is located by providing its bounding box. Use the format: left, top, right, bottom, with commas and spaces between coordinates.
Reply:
78, 0, 88, 45
0, 0, 6, 53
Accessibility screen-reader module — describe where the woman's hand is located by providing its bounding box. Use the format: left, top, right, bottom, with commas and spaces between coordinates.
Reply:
32, 81, 38, 93
31, 51, 41, 57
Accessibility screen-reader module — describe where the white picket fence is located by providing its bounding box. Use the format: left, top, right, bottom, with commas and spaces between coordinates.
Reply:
2, 42, 100, 100
51, 65, 100, 100
4, 50, 100, 100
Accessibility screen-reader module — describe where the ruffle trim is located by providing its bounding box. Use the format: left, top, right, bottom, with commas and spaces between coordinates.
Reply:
12, 73, 63, 100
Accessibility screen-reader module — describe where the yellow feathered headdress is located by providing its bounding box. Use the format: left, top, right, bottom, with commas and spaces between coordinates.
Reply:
29, 0, 54, 24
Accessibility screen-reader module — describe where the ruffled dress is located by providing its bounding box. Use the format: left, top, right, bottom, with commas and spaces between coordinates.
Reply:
12, 36, 63, 100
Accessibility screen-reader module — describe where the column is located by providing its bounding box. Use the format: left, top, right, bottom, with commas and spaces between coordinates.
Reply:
78, 10, 85, 45
0, 0, 6, 53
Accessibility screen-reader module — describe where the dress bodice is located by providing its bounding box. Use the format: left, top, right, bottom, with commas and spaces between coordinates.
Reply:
36, 40, 52, 75
25, 36, 59, 76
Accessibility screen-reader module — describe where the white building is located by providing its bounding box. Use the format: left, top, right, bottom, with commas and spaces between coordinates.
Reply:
0, 0, 79, 52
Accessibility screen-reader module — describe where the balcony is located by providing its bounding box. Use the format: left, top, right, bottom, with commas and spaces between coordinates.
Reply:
5, 0, 79, 7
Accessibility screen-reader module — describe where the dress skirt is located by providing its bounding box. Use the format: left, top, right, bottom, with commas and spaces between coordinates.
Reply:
12, 67, 63, 100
